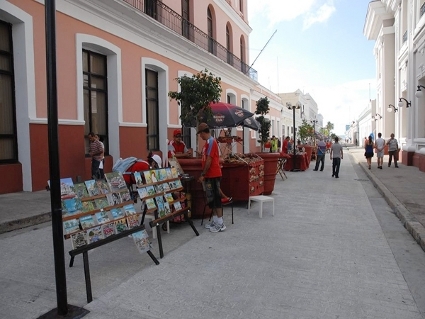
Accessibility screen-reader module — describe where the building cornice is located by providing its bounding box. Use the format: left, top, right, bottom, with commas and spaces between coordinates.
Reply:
213, 0, 252, 35
364, 1, 394, 40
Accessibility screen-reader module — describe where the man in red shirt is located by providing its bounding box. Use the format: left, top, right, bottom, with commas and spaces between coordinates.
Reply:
197, 123, 225, 233
168, 129, 192, 158
281, 136, 290, 153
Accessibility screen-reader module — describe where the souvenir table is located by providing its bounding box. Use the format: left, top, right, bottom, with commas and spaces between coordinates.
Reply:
221, 153, 264, 202
284, 153, 310, 171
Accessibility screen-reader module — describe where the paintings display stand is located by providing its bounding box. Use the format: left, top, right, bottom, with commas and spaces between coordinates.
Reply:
136, 167, 199, 258
57, 175, 159, 303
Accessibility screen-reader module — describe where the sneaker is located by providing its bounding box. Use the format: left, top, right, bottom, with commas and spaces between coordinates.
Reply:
221, 197, 232, 203
204, 221, 216, 229
395, 165, 399, 168
209, 223, 226, 233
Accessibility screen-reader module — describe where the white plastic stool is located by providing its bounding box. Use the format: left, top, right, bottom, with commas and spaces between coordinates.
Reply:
144, 214, 170, 239
248, 195, 275, 218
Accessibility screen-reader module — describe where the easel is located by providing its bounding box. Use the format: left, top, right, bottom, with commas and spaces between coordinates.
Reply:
135, 169, 199, 259
276, 157, 287, 180
68, 224, 159, 303
147, 206, 199, 258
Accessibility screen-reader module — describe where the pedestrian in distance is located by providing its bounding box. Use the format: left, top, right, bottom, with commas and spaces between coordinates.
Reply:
386, 133, 399, 168
87, 132, 104, 180
326, 140, 332, 153
281, 136, 290, 154
364, 135, 374, 170
375, 132, 385, 169
197, 123, 226, 233
313, 137, 327, 171
330, 136, 343, 178
94, 134, 105, 178
270, 135, 278, 153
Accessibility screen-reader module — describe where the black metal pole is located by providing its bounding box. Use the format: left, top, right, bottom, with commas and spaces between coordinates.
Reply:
293, 107, 296, 158
45, 0, 68, 315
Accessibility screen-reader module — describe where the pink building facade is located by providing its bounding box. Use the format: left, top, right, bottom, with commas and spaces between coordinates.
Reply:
0, 0, 284, 194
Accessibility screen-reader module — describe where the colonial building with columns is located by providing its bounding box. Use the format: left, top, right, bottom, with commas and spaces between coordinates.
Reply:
364, 0, 425, 170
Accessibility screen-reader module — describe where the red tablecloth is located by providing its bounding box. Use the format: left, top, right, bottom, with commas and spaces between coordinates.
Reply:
284, 153, 310, 171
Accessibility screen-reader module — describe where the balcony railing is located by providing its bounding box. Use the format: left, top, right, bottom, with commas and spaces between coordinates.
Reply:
122, 0, 257, 81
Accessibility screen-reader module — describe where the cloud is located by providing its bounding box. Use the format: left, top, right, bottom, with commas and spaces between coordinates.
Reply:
306, 79, 376, 134
248, 0, 335, 29
303, 2, 336, 29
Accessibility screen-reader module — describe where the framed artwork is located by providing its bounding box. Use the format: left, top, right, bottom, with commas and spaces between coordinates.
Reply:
168, 158, 184, 176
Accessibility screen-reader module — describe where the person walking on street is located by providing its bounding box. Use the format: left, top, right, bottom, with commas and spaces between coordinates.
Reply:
313, 138, 326, 171
387, 133, 399, 168
330, 136, 343, 178
88, 132, 104, 180
95, 134, 105, 178
270, 135, 278, 152
375, 132, 385, 169
197, 123, 226, 233
364, 135, 374, 170
281, 136, 290, 154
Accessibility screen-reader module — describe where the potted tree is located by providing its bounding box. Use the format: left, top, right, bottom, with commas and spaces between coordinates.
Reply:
168, 69, 222, 130
168, 69, 222, 218
298, 119, 315, 161
255, 97, 280, 195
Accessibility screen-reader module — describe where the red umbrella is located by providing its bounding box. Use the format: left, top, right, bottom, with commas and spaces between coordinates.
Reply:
196, 102, 254, 128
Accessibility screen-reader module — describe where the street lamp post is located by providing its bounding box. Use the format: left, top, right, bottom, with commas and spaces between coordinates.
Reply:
310, 118, 318, 144
287, 102, 301, 171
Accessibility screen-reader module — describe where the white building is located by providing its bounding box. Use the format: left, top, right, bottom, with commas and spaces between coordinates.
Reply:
364, 0, 425, 168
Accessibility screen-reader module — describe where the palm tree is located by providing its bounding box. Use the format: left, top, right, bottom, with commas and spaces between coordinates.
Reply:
325, 121, 334, 135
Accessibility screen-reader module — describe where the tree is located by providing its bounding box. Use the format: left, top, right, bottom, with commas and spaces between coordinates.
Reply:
325, 121, 334, 136
297, 119, 314, 143
254, 97, 271, 151
168, 69, 222, 127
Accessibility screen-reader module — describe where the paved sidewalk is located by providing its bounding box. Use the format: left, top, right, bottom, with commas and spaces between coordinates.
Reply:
348, 146, 425, 251
82, 150, 424, 319
1, 149, 425, 318
0, 190, 51, 234
2, 146, 424, 252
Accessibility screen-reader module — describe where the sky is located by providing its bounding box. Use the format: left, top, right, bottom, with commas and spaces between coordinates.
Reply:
247, 0, 376, 135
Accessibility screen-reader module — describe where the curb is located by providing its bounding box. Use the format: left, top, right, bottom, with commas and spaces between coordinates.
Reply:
352, 154, 425, 253
0, 212, 52, 235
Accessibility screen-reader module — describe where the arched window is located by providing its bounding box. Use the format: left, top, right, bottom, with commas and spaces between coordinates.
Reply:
226, 25, 233, 64
207, 8, 215, 55
182, 0, 190, 40
145, 0, 157, 20
240, 36, 246, 73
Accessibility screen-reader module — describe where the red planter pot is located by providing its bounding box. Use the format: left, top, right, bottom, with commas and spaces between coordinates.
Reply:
257, 152, 280, 195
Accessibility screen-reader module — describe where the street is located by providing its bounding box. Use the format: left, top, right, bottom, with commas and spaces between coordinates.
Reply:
1, 149, 425, 319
